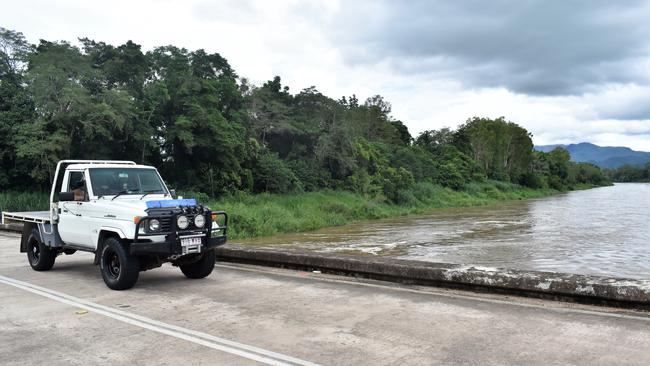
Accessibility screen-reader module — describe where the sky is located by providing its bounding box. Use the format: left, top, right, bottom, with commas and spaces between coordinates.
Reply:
2, 0, 650, 151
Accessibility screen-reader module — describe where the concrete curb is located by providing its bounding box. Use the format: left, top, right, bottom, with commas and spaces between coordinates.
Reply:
216, 245, 650, 309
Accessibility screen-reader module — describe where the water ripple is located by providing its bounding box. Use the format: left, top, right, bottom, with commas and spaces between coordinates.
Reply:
237, 183, 650, 279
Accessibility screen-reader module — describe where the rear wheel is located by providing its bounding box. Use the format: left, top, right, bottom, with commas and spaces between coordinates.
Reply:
180, 250, 216, 279
100, 237, 140, 290
26, 229, 56, 271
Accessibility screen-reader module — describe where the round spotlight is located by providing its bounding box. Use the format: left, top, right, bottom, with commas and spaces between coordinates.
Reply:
194, 214, 205, 228
148, 219, 160, 231
177, 215, 189, 230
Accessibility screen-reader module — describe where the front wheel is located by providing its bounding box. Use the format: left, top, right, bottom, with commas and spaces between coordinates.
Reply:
180, 250, 216, 279
100, 238, 140, 290
26, 229, 56, 271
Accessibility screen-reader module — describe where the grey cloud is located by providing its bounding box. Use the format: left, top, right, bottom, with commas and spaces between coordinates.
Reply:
590, 86, 650, 120
599, 104, 650, 120
332, 0, 650, 95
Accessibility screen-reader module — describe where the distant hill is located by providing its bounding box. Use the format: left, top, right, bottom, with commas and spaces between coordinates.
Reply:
535, 142, 650, 169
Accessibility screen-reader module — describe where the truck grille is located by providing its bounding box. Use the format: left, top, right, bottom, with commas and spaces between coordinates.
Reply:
158, 216, 173, 232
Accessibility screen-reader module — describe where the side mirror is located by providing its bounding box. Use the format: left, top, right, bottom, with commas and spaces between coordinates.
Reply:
58, 192, 75, 202
169, 189, 176, 198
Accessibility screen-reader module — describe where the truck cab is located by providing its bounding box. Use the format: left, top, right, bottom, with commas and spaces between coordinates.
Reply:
2, 160, 228, 290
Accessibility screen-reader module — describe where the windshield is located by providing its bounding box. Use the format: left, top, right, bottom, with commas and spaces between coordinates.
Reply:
89, 168, 168, 197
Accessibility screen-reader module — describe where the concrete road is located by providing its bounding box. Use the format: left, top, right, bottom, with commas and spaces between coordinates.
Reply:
1, 232, 649, 366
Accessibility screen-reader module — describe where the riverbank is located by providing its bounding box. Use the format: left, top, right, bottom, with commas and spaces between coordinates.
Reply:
211, 181, 564, 240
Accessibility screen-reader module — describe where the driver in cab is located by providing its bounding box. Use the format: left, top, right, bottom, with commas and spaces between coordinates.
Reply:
71, 179, 87, 201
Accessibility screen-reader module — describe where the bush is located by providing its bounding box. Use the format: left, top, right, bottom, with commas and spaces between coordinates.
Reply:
287, 158, 331, 191
433, 145, 483, 189
436, 163, 466, 190
410, 182, 437, 200
518, 172, 544, 188
253, 152, 302, 193
390, 146, 438, 182
395, 189, 419, 205
344, 169, 381, 196
381, 167, 414, 202
547, 175, 565, 190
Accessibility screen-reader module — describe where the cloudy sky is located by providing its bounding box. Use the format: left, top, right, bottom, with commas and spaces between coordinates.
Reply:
3, 0, 650, 150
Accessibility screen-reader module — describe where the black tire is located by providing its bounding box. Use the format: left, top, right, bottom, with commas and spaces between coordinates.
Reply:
180, 250, 216, 279
26, 229, 56, 271
100, 237, 140, 290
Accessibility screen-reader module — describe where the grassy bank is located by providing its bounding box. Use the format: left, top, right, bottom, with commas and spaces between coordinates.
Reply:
210, 181, 559, 240
0, 191, 50, 213
1, 181, 575, 240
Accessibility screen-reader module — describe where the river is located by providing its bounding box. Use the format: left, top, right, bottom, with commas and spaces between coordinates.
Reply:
236, 183, 650, 279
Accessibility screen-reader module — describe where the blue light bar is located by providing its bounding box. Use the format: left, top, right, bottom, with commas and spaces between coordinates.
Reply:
146, 198, 197, 208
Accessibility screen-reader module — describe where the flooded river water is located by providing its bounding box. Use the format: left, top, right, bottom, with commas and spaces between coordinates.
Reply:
236, 183, 650, 279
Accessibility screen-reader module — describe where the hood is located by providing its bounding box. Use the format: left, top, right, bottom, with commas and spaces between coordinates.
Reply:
85, 197, 198, 222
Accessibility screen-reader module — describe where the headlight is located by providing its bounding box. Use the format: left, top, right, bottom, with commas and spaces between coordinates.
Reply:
148, 219, 160, 231
177, 215, 189, 230
194, 214, 205, 228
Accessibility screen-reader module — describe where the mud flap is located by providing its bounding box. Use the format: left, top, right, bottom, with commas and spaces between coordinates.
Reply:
20, 223, 36, 252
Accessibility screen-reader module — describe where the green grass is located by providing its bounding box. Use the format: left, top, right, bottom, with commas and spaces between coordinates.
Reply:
0, 181, 561, 240
0, 191, 50, 213
209, 181, 558, 240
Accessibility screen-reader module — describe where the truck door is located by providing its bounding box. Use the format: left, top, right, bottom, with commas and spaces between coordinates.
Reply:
57, 170, 94, 248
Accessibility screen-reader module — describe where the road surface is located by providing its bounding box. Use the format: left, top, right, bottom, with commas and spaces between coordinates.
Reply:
0, 232, 649, 365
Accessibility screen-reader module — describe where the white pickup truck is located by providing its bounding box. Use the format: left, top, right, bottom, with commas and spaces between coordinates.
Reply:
1, 160, 228, 290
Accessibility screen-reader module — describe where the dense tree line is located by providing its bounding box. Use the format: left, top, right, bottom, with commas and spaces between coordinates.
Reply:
0, 28, 609, 200
606, 163, 650, 182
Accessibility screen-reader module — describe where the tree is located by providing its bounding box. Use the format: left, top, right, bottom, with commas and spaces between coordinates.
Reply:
246, 77, 291, 146
145, 46, 252, 195
253, 151, 301, 193
391, 120, 412, 145
0, 28, 34, 188
16, 41, 140, 184
415, 128, 455, 155
455, 117, 533, 182
315, 117, 357, 179
0, 27, 31, 80
548, 147, 571, 181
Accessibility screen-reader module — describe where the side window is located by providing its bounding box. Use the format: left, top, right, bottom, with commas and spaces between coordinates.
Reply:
68, 172, 84, 191
67, 171, 87, 201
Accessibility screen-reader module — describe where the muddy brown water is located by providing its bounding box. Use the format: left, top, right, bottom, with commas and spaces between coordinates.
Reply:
235, 183, 650, 279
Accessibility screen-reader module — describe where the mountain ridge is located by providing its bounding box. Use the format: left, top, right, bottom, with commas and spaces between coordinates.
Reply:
534, 142, 650, 169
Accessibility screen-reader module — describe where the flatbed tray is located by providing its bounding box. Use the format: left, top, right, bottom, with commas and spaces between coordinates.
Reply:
1, 211, 51, 224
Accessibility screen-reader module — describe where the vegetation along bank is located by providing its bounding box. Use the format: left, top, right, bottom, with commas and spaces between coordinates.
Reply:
606, 163, 650, 183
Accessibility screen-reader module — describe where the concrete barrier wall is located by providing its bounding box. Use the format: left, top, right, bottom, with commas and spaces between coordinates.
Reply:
216, 245, 650, 309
